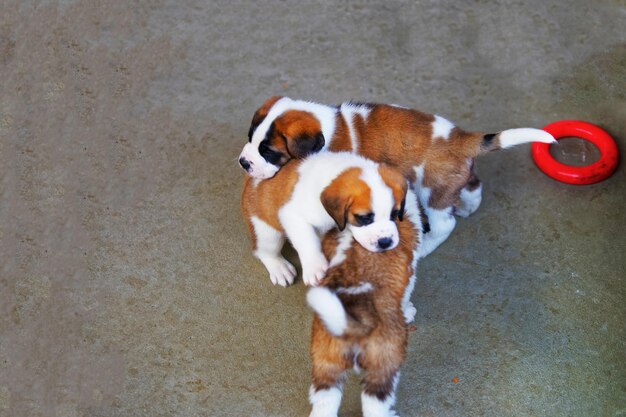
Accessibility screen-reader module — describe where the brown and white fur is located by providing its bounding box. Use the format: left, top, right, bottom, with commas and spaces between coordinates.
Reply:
306, 188, 422, 417
241, 151, 408, 286
239, 96, 556, 257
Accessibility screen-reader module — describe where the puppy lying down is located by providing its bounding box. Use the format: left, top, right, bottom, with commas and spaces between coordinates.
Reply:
306, 188, 422, 417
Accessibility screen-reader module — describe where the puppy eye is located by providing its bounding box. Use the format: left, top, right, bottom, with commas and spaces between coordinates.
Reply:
258, 140, 284, 165
390, 209, 400, 221
354, 213, 374, 226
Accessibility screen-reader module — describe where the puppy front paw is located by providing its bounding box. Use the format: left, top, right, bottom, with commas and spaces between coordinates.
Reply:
302, 256, 329, 287
265, 258, 297, 287
403, 302, 417, 323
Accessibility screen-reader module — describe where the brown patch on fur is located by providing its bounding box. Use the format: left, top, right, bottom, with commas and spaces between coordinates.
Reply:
328, 112, 352, 151
240, 175, 258, 249
273, 110, 324, 158
310, 318, 352, 390
240, 161, 300, 249
377, 164, 408, 212
248, 96, 283, 138
274, 110, 321, 141
310, 205, 419, 399
320, 168, 371, 231
352, 105, 435, 178
252, 96, 283, 125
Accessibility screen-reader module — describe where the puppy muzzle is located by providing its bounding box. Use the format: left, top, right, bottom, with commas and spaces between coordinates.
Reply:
239, 145, 279, 179
351, 221, 399, 253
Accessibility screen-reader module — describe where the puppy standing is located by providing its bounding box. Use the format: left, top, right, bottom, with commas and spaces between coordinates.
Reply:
239, 96, 556, 256
241, 152, 407, 286
307, 188, 422, 417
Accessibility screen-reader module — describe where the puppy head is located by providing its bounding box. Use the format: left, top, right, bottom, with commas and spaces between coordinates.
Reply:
321, 165, 407, 252
239, 97, 325, 179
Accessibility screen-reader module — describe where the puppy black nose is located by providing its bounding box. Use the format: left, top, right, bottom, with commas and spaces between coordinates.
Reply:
239, 157, 251, 171
377, 237, 393, 250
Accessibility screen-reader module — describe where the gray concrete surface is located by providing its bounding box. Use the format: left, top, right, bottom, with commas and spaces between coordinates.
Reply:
1, 1, 625, 416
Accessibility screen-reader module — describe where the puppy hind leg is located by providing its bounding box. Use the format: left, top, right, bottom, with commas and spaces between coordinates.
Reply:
250, 216, 296, 287
309, 322, 353, 417
309, 384, 344, 417
309, 352, 349, 417
455, 172, 483, 218
412, 174, 455, 258
418, 206, 456, 258
361, 371, 401, 417
359, 336, 404, 417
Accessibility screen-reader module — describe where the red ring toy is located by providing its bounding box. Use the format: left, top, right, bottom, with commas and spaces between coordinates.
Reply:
532, 120, 619, 185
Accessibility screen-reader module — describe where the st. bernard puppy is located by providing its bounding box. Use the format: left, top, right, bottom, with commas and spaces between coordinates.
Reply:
238, 96, 556, 256
306, 188, 422, 417
241, 152, 408, 287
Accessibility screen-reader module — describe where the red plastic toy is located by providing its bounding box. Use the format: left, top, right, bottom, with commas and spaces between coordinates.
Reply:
532, 120, 619, 185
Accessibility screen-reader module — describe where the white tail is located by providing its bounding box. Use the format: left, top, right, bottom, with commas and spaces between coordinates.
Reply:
307, 287, 347, 336
498, 128, 556, 149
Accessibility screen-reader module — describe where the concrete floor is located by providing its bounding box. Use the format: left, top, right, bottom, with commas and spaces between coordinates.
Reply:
1, 1, 625, 416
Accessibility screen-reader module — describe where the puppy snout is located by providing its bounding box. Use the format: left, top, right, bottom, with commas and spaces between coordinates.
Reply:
239, 157, 251, 171
377, 237, 393, 250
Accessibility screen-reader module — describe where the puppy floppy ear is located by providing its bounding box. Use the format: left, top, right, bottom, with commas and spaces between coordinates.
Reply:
321, 184, 351, 231
248, 96, 283, 140
286, 132, 325, 158
274, 110, 325, 159
378, 163, 408, 220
